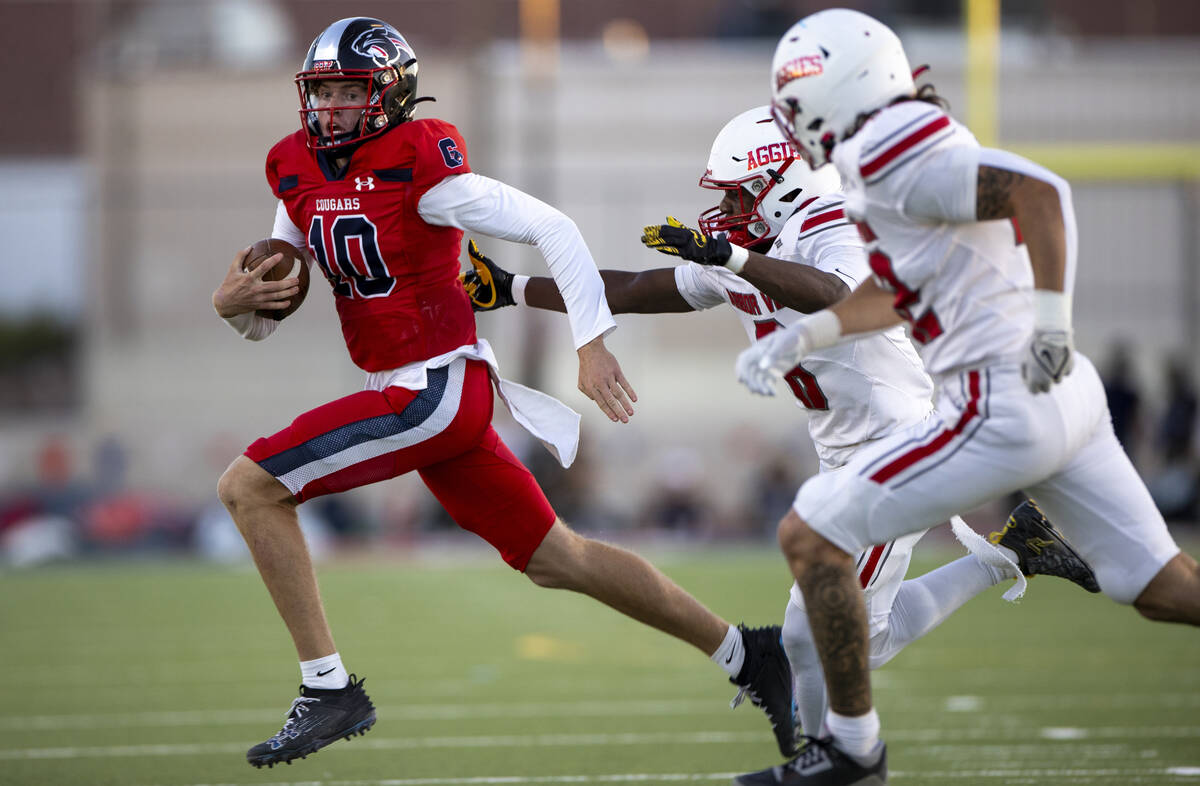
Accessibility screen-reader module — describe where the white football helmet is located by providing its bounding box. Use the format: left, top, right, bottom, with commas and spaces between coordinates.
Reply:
771, 9, 915, 167
698, 106, 842, 249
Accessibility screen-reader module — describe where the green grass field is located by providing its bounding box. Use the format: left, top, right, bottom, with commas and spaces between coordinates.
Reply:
2, 538, 1198, 786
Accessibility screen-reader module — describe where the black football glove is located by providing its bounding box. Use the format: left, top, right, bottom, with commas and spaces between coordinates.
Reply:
460, 238, 515, 311
640, 216, 733, 266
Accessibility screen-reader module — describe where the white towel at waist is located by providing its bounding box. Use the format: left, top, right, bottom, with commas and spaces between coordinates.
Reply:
363, 339, 580, 468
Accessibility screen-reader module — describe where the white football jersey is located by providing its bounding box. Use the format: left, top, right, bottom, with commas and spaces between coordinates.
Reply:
675, 195, 932, 467
833, 101, 1040, 381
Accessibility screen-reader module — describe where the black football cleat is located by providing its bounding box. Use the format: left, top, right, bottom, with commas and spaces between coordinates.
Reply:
989, 499, 1101, 593
731, 624, 797, 758
734, 736, 887, 785
246, 674, 376, 768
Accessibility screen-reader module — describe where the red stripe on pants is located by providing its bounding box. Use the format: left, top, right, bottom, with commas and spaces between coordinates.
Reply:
858, 544, 886, 588
869, 371, 982, 485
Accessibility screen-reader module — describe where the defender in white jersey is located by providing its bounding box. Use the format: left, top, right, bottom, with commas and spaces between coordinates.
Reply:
462, 106, 1100, 746
734, 9, 1200, 785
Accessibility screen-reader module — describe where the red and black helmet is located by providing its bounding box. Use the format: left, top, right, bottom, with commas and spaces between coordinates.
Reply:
295, 17, 420, 151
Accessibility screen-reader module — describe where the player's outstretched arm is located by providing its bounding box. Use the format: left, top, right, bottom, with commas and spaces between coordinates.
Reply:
464, 239, 694, 314
737, 250, 849, 314
640, 217, 845, 312
829, 276, 905, 335
737, 278, 901, 397
576, 335, 637, 423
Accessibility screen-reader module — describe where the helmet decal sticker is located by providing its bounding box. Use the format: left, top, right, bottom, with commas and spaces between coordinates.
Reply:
350, 27, 409, 67
775, 55, 824, 91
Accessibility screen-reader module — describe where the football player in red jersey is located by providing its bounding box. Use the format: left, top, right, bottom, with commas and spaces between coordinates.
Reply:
210, 17, 796, 769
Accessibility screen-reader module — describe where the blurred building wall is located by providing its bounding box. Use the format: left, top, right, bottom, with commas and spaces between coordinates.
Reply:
51, 39, 1199, 520
0, 1, 1198, 531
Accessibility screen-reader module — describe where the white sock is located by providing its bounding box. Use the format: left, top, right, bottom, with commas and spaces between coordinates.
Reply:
826, 708, 881, 762
868, 554, 1006, 669
782, 598, 828, 737
711, 624, 745, 678
300, 653, 349, 690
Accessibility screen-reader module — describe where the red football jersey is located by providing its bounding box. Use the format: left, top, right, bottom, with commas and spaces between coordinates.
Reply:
266, 119, 477, 372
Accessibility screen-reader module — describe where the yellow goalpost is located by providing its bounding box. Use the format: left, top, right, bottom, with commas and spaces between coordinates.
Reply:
964, 0, 1200, 180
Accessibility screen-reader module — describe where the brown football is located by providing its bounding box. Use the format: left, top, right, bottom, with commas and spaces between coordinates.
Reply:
241, 238, 311, 321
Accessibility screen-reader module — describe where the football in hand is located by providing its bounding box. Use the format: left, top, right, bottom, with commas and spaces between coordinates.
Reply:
241, 238, 310, 321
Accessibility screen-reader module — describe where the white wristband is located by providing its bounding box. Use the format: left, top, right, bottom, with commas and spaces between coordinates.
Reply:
222, 310, 254, 336
1032, 289, 1072, 331
511, 274, 530, 306
800, 309, 843, 352
724, 245, 749, 274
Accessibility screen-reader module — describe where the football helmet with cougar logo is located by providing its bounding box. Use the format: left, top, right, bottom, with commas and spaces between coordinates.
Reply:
698, 106, 841, 250
295, 17, 420, 150
771, 9, 914, 167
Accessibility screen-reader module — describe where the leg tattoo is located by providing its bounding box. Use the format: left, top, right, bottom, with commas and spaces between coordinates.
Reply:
798, 561, 873, 716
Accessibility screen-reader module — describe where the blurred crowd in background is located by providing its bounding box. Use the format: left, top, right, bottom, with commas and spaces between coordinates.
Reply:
1, 335, 1196, 568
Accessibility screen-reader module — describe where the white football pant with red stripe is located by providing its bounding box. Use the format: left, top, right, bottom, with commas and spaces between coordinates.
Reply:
794, 355, 1179, 605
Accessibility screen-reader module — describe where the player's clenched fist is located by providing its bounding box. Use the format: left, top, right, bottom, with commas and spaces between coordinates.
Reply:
1022, 329, 1074, 393
1022, 290, 1075, 394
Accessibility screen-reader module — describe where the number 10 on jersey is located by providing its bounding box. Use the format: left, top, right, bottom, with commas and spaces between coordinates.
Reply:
308, 214, 397, 299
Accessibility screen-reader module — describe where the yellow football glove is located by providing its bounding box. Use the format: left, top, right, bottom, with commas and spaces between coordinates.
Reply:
459, 238, 515, 311
639, 216, 732, 266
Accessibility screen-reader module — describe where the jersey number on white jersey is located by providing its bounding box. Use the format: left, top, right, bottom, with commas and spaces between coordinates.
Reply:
755, 319, 829, 409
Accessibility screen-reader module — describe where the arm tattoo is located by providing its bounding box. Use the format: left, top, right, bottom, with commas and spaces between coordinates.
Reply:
976, 165, 1024, 220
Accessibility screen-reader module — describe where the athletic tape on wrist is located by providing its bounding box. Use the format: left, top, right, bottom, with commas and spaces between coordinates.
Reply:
801, 309, 843, 352
222, 310, 254, 336
1032, 289, 1072, 331
724, 245, 749, 274
511, 275, 530, 306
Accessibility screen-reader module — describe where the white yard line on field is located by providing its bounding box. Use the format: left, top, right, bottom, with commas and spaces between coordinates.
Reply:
4, 692, 1200, 731
0, 700, 721, 731
147, 766, 1200, 786
3, 727, 1200, 761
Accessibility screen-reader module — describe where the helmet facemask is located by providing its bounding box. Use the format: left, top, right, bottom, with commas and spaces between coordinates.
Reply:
697, 105, 843, 250
769, 98, 841, 169
698, 161, 794, 250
